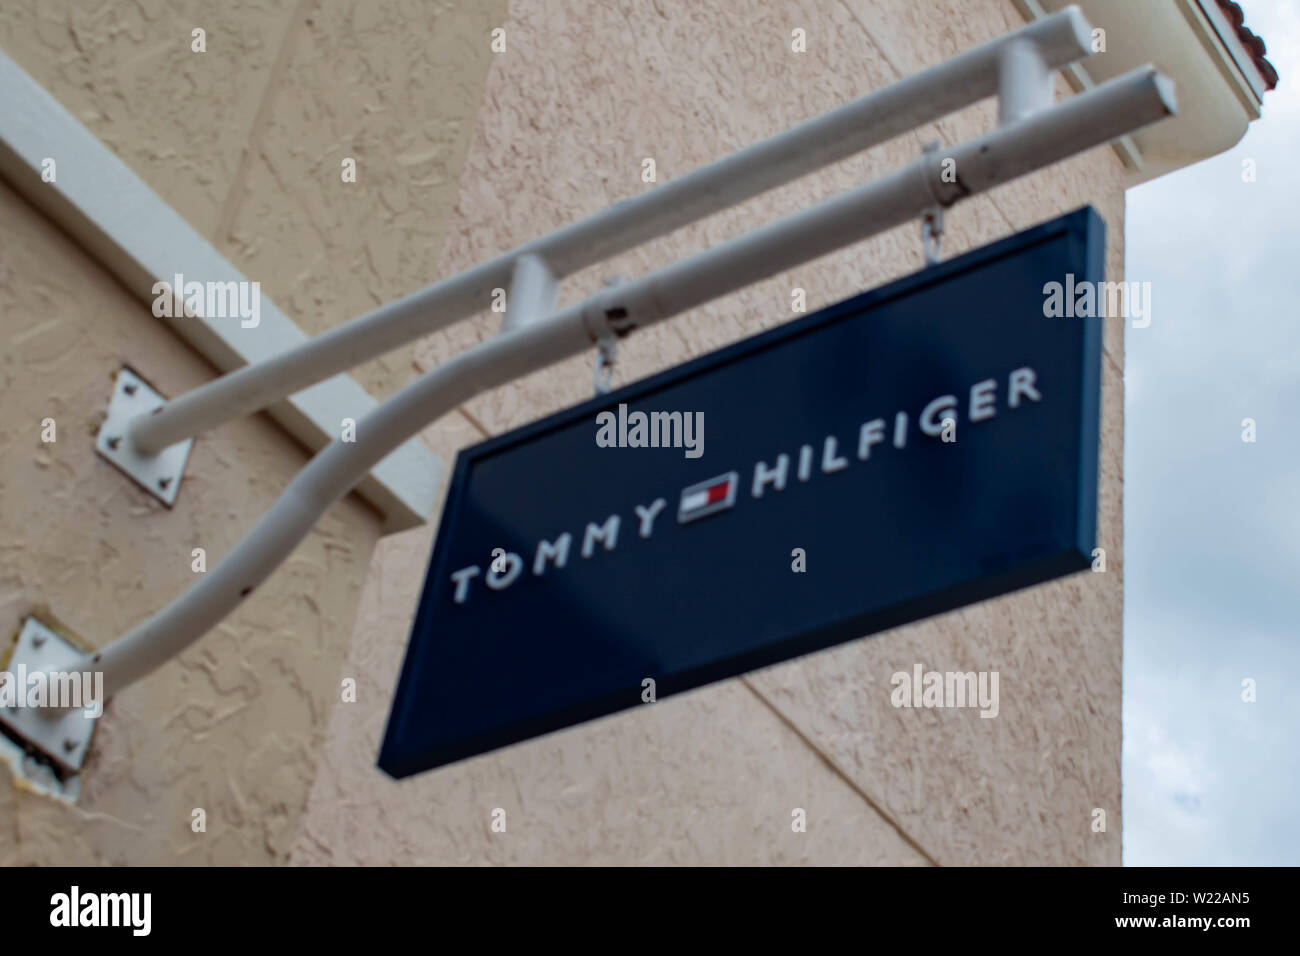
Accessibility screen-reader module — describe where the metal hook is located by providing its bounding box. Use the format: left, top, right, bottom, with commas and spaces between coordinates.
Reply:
920, 140, 945, 266
593, 275, 625, 396
922, 208, 944, 266
594, 334, 617, 395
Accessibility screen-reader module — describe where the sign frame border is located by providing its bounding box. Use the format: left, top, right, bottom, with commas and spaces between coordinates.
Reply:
379, 205, 1106, 778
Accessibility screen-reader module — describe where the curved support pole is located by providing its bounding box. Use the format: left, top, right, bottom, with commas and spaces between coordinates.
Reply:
85, 312, 593, 698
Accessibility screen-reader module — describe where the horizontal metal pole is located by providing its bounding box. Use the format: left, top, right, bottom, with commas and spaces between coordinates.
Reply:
72, 65, 1174, 699
586, 67, 1175, 332
129, 6, 1094, 455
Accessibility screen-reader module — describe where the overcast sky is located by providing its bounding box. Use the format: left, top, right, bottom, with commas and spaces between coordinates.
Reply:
1123, 0, 1299, 866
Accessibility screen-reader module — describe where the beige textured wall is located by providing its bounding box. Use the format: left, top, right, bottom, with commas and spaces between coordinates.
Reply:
0, 0, 1127, 866
0, 176, 379, 864
291, 0, 1127, 865
0, 0, 501, 863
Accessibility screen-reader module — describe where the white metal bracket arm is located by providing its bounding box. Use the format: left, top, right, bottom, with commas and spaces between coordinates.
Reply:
59, 63, 1176, 703
998, 37, 1055, 124
502, 254, 558, 333
123, 7, 1098, 457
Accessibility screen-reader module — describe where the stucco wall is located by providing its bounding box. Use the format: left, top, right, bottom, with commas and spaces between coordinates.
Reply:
291, 0, 1127, 865
0, 175, 380, 864
0, 0, 1127, 866
0, 0, 500, 863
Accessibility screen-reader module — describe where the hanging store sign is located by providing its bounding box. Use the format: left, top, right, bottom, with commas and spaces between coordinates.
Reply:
380, 207, 1105, 778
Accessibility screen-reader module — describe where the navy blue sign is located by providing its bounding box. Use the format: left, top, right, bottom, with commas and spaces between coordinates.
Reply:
380, 207, 1105, 778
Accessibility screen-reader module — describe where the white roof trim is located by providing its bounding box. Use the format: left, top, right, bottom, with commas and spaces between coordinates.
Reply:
1186, 0, 1267, 114
0, 49, 441, 533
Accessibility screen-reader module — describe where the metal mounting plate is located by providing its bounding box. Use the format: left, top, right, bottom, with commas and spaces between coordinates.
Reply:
95, 368, 193, 506
0, 618, 99, 782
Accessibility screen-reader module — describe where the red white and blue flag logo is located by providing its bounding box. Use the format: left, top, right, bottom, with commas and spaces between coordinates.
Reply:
677, 471, 739, 524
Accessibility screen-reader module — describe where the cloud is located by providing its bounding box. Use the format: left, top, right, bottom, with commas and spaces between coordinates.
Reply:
1121, 0, 1300, 865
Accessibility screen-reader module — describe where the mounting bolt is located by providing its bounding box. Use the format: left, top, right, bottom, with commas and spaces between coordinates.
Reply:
32, 632, 46, 648
123, 382, 138, 395
106, 435, 121, 450
158, 476, 172, 490
63, 738, 78, 753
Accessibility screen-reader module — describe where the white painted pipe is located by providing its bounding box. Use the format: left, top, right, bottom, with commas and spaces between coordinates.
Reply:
127, 7, 1095, 455
74, 66, 1175, 699
998, 38, 1055, 125
502, 253, 558, 332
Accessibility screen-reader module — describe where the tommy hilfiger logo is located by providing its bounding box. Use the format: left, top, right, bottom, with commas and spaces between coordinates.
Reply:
677, 472, 739, 523
446, 366, 1042, 606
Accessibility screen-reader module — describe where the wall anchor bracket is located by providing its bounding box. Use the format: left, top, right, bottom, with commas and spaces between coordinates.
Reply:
920, 140, 946, 266
95, 368, 193, 506
0, 617, 100, 801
